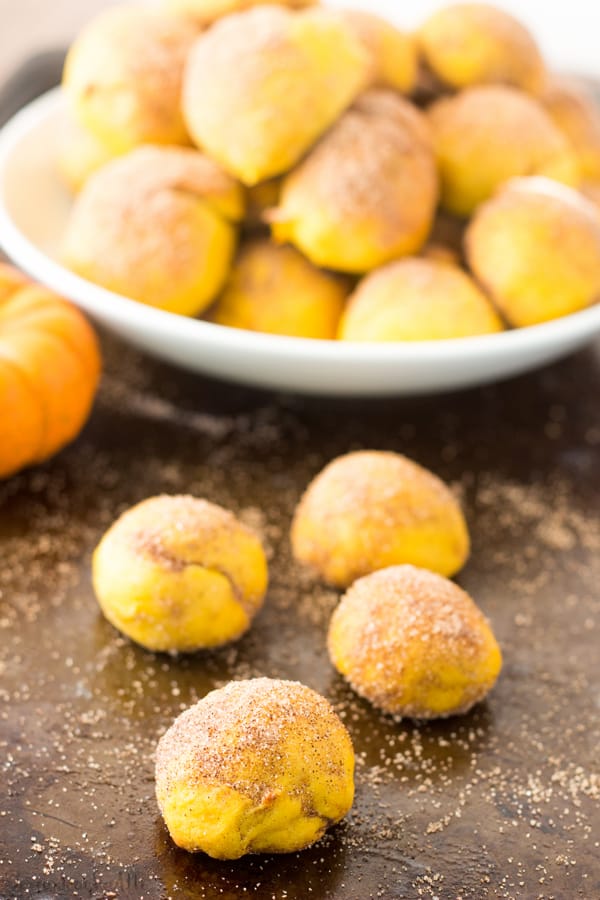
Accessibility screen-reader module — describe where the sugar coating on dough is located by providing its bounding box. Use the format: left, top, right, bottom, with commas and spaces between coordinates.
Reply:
210, 239, 348, 338
506, 175, 600, 221
183, 6, 369, 185
339, 256, 503, 341
63, 7, 198, 152
291, 450, 470, 587
92, 494, 268, 652
155, 677, 355, 858
62, 146, 243, 316
466, 177, 600, 326
429, 85, 579, 217
272, 90, 438, 272
337, 9, 418, 94
328, 565, 502, 719
56, 115, 119, 193
419, 3, 545, 94
541, 76, 600, 182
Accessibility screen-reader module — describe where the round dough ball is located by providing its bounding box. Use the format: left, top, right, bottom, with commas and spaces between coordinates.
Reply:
183, 6, 368, 185
336, 9, 418, 94
56, 115, 118, 193
62, 146, 244, 316
328, 565, 502, 719
541, 76, 600, 183
339, 257, 503, 341
163, 0, 315, 26
419, 3, 545, 94
466, 177, 600, 326
63, 8, 198, 153
211, 239, 348, 338
92, 495, 268, 652
155, 678, 355, 857
429, 85, 580, 217
291, 451, 469, 588
272, 90, 438, 272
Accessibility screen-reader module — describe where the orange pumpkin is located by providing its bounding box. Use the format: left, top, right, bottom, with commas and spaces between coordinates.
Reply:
0, 263, 101, 478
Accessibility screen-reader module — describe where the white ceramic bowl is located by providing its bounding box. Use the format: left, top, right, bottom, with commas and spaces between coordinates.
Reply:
1, 88, 600, 396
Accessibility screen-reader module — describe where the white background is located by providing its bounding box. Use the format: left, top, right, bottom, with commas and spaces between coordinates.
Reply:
1, 0, 599, 84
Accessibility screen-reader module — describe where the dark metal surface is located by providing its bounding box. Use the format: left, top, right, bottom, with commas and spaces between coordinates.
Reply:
1, 61, 600, 900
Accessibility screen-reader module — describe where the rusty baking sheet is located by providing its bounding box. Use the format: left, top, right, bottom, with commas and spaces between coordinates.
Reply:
1, 63, 600, 900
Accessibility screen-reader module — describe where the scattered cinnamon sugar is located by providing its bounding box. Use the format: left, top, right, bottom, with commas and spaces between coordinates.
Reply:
0, 333, 598, 897
156, 678, 352, 810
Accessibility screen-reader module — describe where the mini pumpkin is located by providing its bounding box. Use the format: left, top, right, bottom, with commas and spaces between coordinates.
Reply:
0, 263, 101, 478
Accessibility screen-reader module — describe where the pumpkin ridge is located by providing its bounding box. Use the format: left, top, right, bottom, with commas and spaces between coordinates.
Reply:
0, 265, 101, 478
0, 347, 46, 475
2, 316, 101, 384
13, 330, 97, 463
0, 287, 101, 383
